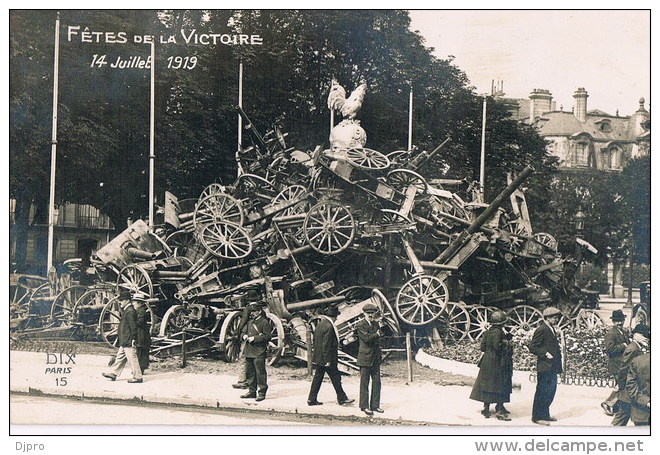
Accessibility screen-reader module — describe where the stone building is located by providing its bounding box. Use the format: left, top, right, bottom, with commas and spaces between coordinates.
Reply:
505, 87, 650, 171
500, 87, 650, 297
9, 200, 115, 274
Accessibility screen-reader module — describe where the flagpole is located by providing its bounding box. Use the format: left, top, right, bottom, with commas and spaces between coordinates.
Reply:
238, 61, 243, 151
148, 41, 155, 226
47, 12, 61, 273
407, 83, 413, 150
479, 94, 487, 202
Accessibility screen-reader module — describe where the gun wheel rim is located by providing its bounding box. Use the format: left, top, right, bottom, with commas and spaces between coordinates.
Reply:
395, 275, 448, 326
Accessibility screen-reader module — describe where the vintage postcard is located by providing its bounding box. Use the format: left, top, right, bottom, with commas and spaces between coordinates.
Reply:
8, 7, 653, 449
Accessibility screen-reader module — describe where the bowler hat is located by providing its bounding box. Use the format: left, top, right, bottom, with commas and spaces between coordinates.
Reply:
325, 305, 340, 317
610, 310, 626, 322
542, 307, 562, 318
362, 303, 379, 313
632, 323, 650, 338
245, 289, 260, 301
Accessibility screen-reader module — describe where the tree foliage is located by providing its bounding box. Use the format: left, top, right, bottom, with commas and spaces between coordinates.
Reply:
11, 9, 564, 269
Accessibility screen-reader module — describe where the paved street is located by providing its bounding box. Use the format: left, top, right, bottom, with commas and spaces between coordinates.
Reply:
9, 350, 650, 435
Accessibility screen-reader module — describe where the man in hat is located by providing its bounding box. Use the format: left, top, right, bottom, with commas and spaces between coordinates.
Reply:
102, 290, 144, 383
232, 289, 261, 390
307, 306, 354, 406
356, 303, 383, 416
601, 310, 629, 415
133, 294, 151, 374
625, 352, 650, 426
240, 301, 273, 402
612, 323, 649, 426
528, 306, 563, 425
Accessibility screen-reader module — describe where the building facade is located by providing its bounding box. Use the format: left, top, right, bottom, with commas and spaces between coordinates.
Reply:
9, 200, 115, 274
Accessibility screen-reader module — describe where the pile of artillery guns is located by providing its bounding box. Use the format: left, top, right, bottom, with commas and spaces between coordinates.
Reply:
10, 95, 605, 371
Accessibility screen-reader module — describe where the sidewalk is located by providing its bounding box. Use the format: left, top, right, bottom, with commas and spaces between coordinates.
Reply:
9, 350, 649, 433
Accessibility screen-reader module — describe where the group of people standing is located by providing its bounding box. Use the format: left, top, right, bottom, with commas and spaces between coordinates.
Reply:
602, 310, 650, 426
470, 305, 650, 426
233, 299, 384, 416
102, 289, 151, 383
100, 290, 649, 426
470, 306, 565, 425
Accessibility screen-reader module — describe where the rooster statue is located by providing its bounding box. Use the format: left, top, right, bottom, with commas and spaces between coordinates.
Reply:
327, 78, 367, 119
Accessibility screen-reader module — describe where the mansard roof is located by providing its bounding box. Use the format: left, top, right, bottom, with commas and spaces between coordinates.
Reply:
534, 110, 640, 142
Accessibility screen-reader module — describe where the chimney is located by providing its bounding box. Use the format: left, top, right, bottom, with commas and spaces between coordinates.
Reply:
573, 87, 588, 122
529, 89, 553, 122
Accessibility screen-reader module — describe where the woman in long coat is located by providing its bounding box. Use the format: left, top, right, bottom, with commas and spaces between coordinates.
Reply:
469, 310, 514, 421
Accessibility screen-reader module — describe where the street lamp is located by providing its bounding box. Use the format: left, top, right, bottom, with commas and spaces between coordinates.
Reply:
575, 209, 585, 237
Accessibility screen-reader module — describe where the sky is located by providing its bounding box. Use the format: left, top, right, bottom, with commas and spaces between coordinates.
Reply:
408, 10, 650, 116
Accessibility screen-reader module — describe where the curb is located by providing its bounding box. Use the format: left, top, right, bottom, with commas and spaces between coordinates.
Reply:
415, 349, 531, 387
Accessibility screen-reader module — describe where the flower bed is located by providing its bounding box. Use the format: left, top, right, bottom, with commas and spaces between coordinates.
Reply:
427, 326, 610, 379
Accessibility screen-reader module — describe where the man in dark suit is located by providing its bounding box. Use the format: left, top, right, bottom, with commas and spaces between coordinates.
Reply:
239, 301, 273, 402
356, 303, 383, 416
612, 323, 649, 426
102, 290, 144, 383
528, 306, 563, 425
601, 310, 629, 415
133, 294, 151, 374
307, 306, 354, 406
626, 352, 650, 426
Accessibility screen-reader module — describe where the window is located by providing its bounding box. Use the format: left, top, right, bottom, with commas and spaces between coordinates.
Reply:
599, 120, 612, 132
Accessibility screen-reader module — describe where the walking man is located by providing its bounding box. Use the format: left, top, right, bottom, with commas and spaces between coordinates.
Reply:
102, 290, 144, 383
626, 352, 650, 426
601, 310, 629, 415
240, 301, 272, 402
528, 306, 563, 425
356, 303, 383, 416
612, 324, 649, 426
134, 294, 151, 374
232, 290, 260, 390
307, 305, 355, 406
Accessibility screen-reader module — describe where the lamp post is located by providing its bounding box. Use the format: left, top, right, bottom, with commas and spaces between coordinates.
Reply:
625, 240, 634, 308
574, 209, 585, 237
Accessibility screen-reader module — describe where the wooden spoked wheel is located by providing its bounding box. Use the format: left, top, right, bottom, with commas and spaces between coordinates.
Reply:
371, 288, 402, 337
345, 147, 391, 170
505, 305, 543, 335
386, 150, 410, 164
386, 169, 428, 194
430, 197, 469, 231
395, 275, 449, 326
199, 183, 226, 201
98, 297, 154, 347
218, 311, 243, 362
117, 264, 154, 297
574, 309, 604, 331
467, 305, 496, 340
49, 285, 88, 325
271, 184, 310, 217
505, 220, 531, 253
533, 232, 558, 252
434, 302, 471, 343
193, 193, 244, 229
265, 312, 285, 366
71, 288, 115, 325
25, 282, 54, 315
304, 201, 355, 255
198, 221, 253, 259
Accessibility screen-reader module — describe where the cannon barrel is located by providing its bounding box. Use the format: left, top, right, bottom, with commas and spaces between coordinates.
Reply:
286, 295, 346, 312
434, 165, 534, 264
409, 137, 451, 169
126, 247, 158, 260
235, 105, 268, 153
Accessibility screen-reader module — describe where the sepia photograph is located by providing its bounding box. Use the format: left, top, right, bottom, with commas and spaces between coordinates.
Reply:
7, 6, 653, 448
